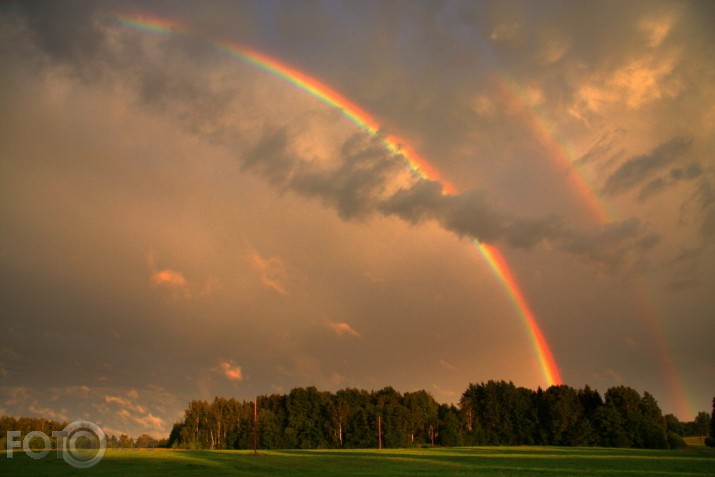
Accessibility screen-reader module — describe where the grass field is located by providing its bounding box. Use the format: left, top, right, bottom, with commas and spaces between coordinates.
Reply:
3, 446, 715, 476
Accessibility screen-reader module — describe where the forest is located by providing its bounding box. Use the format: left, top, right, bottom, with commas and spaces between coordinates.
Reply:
2, 382, 713, 451
164, 381, 715, 450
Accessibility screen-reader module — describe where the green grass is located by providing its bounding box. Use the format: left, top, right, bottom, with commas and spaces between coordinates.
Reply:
2, 446, 715, 476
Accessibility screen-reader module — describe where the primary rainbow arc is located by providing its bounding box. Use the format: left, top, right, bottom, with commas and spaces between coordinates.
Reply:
115, 12, 562, 386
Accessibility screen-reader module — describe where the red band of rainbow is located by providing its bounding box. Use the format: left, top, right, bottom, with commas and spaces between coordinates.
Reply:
113, 12, 565, 386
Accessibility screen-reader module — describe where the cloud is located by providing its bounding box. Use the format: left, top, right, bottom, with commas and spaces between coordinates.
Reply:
638, 163, 703, 201
576, 129, 627, 166
4, 386, 31, 407
638, 12, 678, 48
105, 394, 145, 414
133, 413, 165, 433
6, 2, 662, 274
249, 250, 288, 294
27, 403, 68, 423
694, 179, 715, 241
150, 269, 192, 299
560, 218, 649, 272
103, 390, 167, 435
439, 359, 458, 371
241, 127, 296, 187
151, 269, 187, 287
147, 252, 218, 299
13, 1, 106, 69
327, 321, 360, 338
602, 137, 693, 197
105, 395, 131, 407
218, 361, 243, 381
379, 182, 510, 244
291, 132, 404, 220
431, 383, 458, 399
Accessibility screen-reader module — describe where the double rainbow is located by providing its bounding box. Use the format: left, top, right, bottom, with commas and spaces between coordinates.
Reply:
115, 13, 564, 385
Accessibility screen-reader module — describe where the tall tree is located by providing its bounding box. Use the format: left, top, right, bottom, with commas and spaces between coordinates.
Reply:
538, 385, 581, 445
638, 392, 667, 449
375, 386, 410, 448
167, 422, 184, 448
340, 388, 375, 448
403, 390, 439, 445
436, 404, 463, 446
460, 380, 532, 445
693, 411, 710, 445
706, 397, 715, 447
285, 387, 327, 449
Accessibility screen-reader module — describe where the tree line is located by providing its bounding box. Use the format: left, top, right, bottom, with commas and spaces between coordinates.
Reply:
166, 381, 715, 450
2, 384, 713, 450
0, 415, 165, 449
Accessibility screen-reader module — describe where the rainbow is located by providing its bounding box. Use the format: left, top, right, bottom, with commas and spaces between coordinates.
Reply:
634, 281, 696, 418
476, 242, 562, 384
114, 13, 562, 385
114, 14, 455, 194
215, 42, 458, 195
493, 72, 694, 417
114, 13, 186, 35
493, 76, 609, 224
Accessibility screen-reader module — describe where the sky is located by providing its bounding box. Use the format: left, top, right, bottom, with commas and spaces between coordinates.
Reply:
1, 0, 714, 438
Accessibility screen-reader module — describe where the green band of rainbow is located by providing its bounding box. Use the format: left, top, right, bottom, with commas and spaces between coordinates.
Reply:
115, 12, 561, 386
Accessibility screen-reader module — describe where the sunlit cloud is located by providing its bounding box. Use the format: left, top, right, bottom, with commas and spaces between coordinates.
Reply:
105, 395, 131, 407
327, 321, 361, 338
574, 53, 682, 114
249, 250, 288, 295
147, 251, 218, 299
638, 12, 677, 48
27, 404, 68, 423
151, 269, 187, 287
103, 390, 167, 434
431, 383, 458, 399
439, 359, 458, 371
134, 413, 165, 432
218, 360, 243, 381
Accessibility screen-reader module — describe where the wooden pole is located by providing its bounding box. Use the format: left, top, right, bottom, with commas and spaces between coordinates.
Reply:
253, 396, 258, 455
378, 416, 382, 450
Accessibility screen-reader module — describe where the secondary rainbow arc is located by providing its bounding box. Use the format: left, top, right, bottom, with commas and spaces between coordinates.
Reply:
491, 72, 694, 417
115, 12, 562, 386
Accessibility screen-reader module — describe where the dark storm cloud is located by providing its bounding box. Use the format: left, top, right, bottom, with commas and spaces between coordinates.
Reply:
291, 134, 403, 220
378, 177, 652, 271
602, 136, 693, 197
12, 0, 106, 63
239, 125, 572, 253
242, 127, 295, 187
6, 1, 650, 273
693, 178, 715, 243
638, 163, 703, 202
378, 182, 560, 248
560, 218, 647, 272
576, 129, 627, 167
